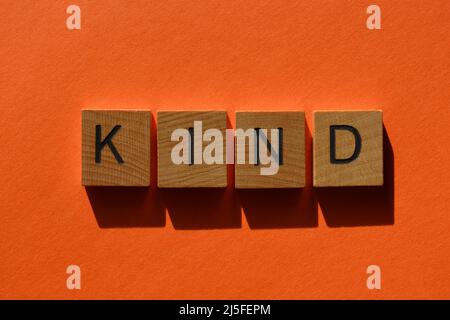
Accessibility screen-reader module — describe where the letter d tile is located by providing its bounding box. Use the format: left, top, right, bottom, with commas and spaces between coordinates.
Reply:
82, 110, 151, 186
313, 110, 383, 187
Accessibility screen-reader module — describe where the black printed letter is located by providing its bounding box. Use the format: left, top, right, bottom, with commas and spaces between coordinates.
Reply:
330, 125, 361, 164
95, 125, 124, 164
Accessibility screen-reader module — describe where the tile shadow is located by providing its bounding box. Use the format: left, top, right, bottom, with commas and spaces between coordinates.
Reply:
161, 187, 241, 230
317, 126, 394, 227
86, 186, 165, 228
238, 188, 317, 229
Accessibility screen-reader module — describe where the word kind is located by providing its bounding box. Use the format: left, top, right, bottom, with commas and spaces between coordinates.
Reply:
81, 110, 383, 188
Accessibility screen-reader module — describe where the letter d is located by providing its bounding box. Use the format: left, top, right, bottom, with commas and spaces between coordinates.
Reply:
330, 125, 362, 164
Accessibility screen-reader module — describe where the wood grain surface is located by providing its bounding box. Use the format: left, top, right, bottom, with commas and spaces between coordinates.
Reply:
313, 110, 383, 187
82, 110, 151, 186
157, 111, 227, 188
235, 112, 305, 188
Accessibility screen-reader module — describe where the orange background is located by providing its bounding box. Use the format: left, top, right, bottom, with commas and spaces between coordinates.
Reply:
1, 1, 449, 299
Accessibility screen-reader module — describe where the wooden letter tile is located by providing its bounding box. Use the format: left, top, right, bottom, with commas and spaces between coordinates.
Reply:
313, 110, 383, 187
82, 110, 151, 186
157, 111, 227, 188
235, 112, 305, 188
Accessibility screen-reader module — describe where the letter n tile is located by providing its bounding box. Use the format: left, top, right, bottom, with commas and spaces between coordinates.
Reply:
235, 112, 305, 188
